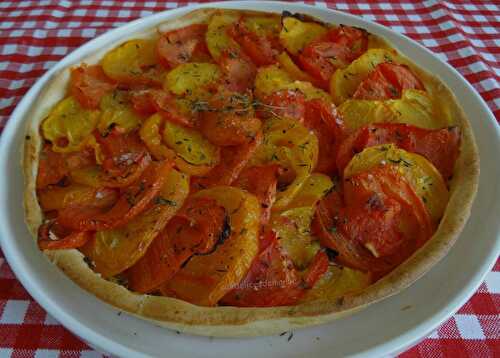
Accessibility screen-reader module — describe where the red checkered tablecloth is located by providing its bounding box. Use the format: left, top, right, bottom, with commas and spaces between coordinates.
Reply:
0, 1, 498, 357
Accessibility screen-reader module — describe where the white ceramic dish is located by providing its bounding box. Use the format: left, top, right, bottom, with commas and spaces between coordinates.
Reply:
1, 1, 499, 357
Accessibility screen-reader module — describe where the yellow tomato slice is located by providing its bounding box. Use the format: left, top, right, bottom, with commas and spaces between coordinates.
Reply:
163, 186, 261, 306
97, 91, 142, 135
101, 39, 163, 85
206, 12, 240, 60
338, 89, 451, 130
140, 113, 217, 176
300, 266, 372, 303
330, 48, 399, 105
41, 96, 100, 153
243, 15, 281, 37
255, 65, 331, 101
344, 144, 449, 222
272, 174, 333, 268
81, 169, 189, 278
277, 51, 317, 83
164, 63, 221, 96
163, 120, 220, 167
279, 17, 327, 55
252, 117, 319, 210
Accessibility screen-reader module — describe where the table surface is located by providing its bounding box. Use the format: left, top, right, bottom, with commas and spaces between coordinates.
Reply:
0, 1, 498, 357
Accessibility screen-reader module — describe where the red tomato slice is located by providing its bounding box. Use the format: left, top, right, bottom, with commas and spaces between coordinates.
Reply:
58, 160, 173, 231
303, 249, 330, 288
234, 164, 282, 225
303, 99, 346, 174
336, 123, 461, 180
298, 42, 350, 90
228, 19, 277, 66
313, 165, 433, 277
191, 131, 263, 190
221, 233, 328, 307
96, 129, 148, 176
198, 87, 261, 146
258, 90, 306, 121
130, 89, 195, 127
37, 144, 95, 189
38, 185, 118, 212
38, 230, 93, 251
298, 25, 368, 90
157, 24, 211, 68
353, 63, 424, 100
326, 25, 368, 59
70, 64, 117, 109
218, 49, 257, 93
127, 197, 227, 293
200, 113, 262, 146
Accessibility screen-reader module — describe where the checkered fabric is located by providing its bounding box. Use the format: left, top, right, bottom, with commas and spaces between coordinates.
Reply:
0, 0, 498, 356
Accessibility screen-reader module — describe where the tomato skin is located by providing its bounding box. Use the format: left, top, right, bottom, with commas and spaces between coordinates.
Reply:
379, 63, 424, 93
313, 165, 433, 277
234, 164, 282, 225
303, 99, 346, 174
199, 89, 261, 146
70, 64, 117, 109
298, 25, 368, 90
157, 24, 211, 68
258, 90, 306, 121
336, 123, 461, 179
298, 42, 349, 90
96, 129, 148, 176
221, 233, 328, 307
37, 144, 95, 189
191, 131, 263, 190
127, 197, 227, 293
131, 89, 195, 127
303, 250, 330, 288
353, 63, 424, 100
218, 49, 257, 93
38, 230, 93, 250
38, 185, 118, 212
228, 19, 277, 66
58, 160, 173, 231
200, 112, 262, 146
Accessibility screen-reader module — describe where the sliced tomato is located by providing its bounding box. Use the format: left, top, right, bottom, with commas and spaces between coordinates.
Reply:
313, 165, 432, 277
95, 128, 148, 175
157, 24, 211, 68
221, 233, 328, 307
228, 19, 277, 66
303, 99, 346, 174
130, 89, 195, 127
297, 42, 350, 90
200, 112, 261, 146
336, 123, 461, 179
259, 229, 277, 252
218, 49, 257, 93
298, 25, 368, 90
38, 185, 118, 212
234, 164, 282, 225
353, 63, 424, 100
127, 197, 227, 293
325, 25, 368, 58
70, 64, 117, 109
38, 230, 93, 251
58, 160, 172, 231
198, 88, 261, 146
258, 89, 306, 121
191, 131, 263, 190
37, 144, 95, 189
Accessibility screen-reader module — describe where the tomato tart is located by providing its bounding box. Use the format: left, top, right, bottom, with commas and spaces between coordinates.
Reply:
23, 9, 479, 336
